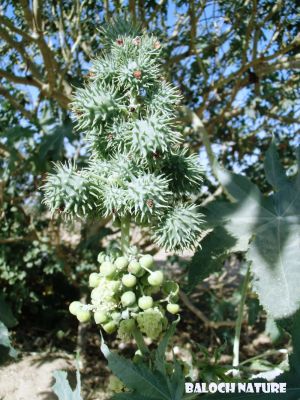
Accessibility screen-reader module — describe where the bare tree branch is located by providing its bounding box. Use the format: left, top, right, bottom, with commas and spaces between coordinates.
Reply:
0, 69, 41, 88
0, 26, 42, 80
0, 86, 35, 120
0, 15, 34, 42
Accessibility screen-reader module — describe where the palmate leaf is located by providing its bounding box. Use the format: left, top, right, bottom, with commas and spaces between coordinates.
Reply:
188, 227, 237, 290
52, 368, 82, 400
0, 321, 18, 359
101, 341, 169, 400
0, 294, 17, 328
101, 329, 185, 400
247, 145, 300, 319
154, 318, 179, 374
190, 143, 300, 319
219, 146, 299, 319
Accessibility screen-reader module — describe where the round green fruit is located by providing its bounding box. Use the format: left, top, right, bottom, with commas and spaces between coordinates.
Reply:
76, 309, 91, 323
144, 285, 160, 295
97, 252, 106, 264
139, 254, 154, 269
89, 272, 101, 288
94, 310, 108, 324
111, 312, 122, 321
114, 256, 129, 270
69, 301, 82, 316
148, 271, 164, 286
100, 261, 116, 277
122, 274, 137, 288
133, 349, 143, 364
167, 303, 180, 314
102, 320, 118, 333
121, 291, 136, 307
138, 296, 153, 310
91, 287, 102, 301
56, 330, 64, 340
128, 260, 141, 275
110, 280, 121, 293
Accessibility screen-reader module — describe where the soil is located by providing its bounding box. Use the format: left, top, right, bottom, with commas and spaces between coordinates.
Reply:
0, 353, 74, 400
0, 352, 109, 400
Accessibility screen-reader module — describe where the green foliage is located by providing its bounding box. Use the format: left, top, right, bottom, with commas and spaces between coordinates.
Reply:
189, 143, 300, 319
188, 227, 236, 288
101, 320, 187, 400
43, 18, 204, 252
52, 367, 82, 400
0, 294, 17, 328
202, 312, 300, 400
0, 322, 18, 360
0, 296, 18, 360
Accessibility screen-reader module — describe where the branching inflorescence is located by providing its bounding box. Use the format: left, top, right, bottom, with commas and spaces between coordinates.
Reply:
43, 18, 204, 341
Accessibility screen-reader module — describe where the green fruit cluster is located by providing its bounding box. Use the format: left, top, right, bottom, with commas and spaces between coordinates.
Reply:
69, 253, 180, 340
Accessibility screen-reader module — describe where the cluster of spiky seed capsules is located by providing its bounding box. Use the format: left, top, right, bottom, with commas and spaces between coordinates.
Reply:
69, 253, 180, 340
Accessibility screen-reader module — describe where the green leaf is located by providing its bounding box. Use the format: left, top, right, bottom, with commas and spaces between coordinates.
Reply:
0, 126, 34, 145
154, 318, 179, 373
188, 226, 237, 290
247, 150, 300, 319
202, 145, 300, 319
101, 339, 170, 400
0, 321, 18, 358
0, 294, 17, 328
168, 358, 185, 400
215, 164, 264, 204
52, 368, 82, 400
264, 141, 289, 190
207, 166, 274, 252
38, 120, 74, 163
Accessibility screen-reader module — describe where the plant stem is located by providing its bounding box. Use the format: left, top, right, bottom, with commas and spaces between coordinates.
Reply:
120, 216, 130, 253
132, 325, 149, 356
233, 265, 250, 372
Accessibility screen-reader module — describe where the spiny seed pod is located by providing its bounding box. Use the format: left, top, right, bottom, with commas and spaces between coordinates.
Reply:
43, 20, 204, 253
